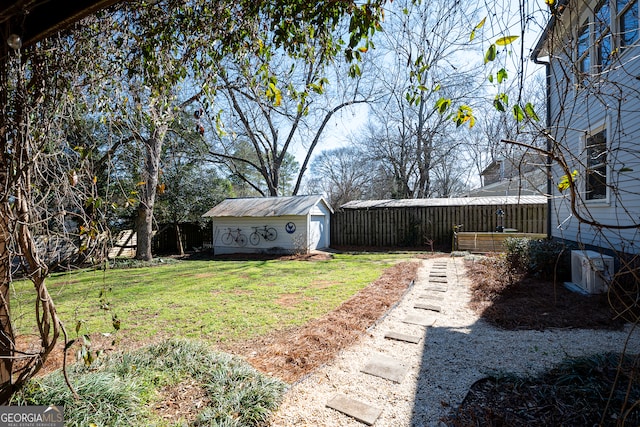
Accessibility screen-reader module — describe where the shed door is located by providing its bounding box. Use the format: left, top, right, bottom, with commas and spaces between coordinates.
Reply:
310, 215, 326, 249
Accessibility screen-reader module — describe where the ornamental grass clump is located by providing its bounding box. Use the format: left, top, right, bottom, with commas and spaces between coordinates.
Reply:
12, 339, 286, 426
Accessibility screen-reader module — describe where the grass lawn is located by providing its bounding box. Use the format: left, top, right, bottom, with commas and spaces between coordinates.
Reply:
10, 252, 416, 426
11, 252, 412, 344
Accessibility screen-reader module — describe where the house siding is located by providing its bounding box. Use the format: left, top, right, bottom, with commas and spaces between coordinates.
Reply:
546, 5, 640, 254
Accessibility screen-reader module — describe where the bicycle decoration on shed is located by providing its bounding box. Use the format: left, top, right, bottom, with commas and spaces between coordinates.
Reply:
249, 226, 278, 245
221, 228, 248, 247
221, 226, 278, 246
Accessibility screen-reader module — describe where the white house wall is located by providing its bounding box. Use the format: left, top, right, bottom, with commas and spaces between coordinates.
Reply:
548, 21, 640, 254
212, 216, 309, 255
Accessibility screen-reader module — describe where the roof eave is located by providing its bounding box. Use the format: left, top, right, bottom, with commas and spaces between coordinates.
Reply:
530, 0, 570, 62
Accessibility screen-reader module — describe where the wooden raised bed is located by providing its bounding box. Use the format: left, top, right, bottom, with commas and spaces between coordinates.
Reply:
456, 231, 547, 253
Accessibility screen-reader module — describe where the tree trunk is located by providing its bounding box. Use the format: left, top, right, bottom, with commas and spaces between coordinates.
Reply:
0, 42, 13, 399
175, 223, 184, 256
0, 216, 14, 402
135, 128, 166, 261
135, 203, 154, 261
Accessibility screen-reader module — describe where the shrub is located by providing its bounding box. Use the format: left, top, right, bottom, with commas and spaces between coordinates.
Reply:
503, 237, 530, 276
504, 237, 572, 281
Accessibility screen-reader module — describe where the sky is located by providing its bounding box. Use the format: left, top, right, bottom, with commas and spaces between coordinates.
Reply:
293, 0, 551, 192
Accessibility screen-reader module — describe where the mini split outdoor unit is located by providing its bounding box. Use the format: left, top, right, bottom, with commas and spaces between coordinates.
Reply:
570, 250, 615, 294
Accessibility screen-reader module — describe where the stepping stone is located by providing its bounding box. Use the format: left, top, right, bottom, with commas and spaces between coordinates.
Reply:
414, 302, 441, 312
384, 331, 422, 344
424, 284, 448, 292
433, 263, 448, 267
361, 353, 407, 383
430, 272, 447, 278
326, 394, 382, 426
419, 293, 444, 301
402, 314, 437, 326
428, 277, 448, 283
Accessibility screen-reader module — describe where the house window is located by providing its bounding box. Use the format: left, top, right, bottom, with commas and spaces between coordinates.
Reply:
577, 20, 591, 77
585, 128, 608, 201
575, 0, 639, 79
618, 0, 639, 47
595, 0, 613, 68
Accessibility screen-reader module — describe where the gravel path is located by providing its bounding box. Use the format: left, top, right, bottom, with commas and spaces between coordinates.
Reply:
269, 256, 640, 426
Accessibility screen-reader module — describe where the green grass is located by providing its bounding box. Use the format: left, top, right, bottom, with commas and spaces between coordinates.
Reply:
9, 254, 413, 426
11, 253, 412, 343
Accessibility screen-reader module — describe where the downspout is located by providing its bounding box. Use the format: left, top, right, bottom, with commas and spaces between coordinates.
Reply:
530, 2, 568, 239
533, 56, 553, 239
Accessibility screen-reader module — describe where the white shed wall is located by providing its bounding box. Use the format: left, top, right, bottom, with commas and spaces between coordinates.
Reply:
212, 215, 311, 255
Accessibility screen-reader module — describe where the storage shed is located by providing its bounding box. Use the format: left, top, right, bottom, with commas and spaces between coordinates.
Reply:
202, 195, 333, 255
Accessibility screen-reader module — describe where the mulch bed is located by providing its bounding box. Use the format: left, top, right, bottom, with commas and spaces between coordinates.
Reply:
444, 255, 639, 426
465, 256, 626, 330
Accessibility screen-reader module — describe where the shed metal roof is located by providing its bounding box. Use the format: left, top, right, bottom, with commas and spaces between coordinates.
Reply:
203, 195, 332, 218
340, 195, 548, 210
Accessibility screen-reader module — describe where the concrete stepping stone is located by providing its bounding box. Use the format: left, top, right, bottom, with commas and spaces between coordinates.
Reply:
360, 353, 407, 383
402, 314, 437, 326
429, 272, 447, 278
384, 331, 422, 344
414, 302, 441, 312
326, 394, 382, 426
433, 263, 448, 268
419, 293, 444, 301
428, 277, 448, 284
424, 284, 448, 292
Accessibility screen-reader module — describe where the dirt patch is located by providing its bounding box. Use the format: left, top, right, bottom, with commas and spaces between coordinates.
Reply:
222, 259, 424, 383
310, 280, 334, 289
275, 293, 305, 308
154, 378, 211, 424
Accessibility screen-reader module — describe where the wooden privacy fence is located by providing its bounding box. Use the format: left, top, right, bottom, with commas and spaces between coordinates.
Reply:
153, 222, 212, 253
330, 196, 548, 249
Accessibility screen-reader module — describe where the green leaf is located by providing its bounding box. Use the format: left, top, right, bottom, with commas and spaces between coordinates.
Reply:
558, 170, 579, 193
484, 44, 497, 64
470, 17, 486, 41
496, 35, 519, 46
619, 167, 634, 172
454, 105, 475, 128
513, 104, 525, 122
493, 93, 509, 112
488, 74, 494, 83
497, 68, 508, 83
434, 97, 452, 114
524, 102, 540, 121
348, 63, 361, 77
